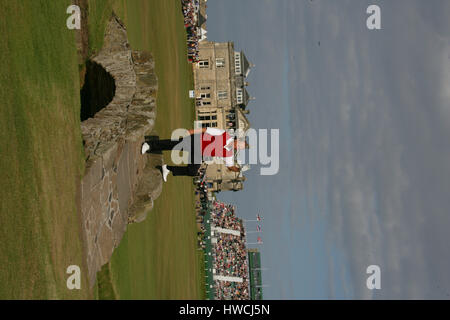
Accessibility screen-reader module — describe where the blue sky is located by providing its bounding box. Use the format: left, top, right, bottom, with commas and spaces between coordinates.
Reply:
207, 0, 450, 299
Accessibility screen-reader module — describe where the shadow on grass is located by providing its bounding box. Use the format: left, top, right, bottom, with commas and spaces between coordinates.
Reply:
96, 263, 117, 300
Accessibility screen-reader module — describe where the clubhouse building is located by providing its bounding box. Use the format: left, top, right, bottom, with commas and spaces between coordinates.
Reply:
193, 41, 254, 193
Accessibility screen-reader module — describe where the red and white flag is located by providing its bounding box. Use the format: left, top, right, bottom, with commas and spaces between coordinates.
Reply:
256, 214, 262, 221
257, 236, 263, 243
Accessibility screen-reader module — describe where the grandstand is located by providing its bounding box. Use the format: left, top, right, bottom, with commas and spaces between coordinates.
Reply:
201, 200, 251, 300
198, 198, 265, 300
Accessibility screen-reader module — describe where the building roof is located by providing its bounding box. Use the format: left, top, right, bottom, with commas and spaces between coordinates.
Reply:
235, 107, 250, 136
242, 88, 250, 106
240, 51, 252, 77
235, 75, 244, 88
235, 75, 252, 107
198, 13, 207, 28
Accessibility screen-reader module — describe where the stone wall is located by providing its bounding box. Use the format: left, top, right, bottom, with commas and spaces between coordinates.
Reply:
79, 14, 163, 286
81, 14, 158, 166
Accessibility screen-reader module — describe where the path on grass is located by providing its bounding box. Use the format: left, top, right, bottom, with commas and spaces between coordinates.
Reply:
81, 139, 142, 286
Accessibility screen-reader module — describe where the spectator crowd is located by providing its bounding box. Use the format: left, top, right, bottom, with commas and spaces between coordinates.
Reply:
210, 200, 250, 300
193, 169, 250, 300
181, 0, 205, 63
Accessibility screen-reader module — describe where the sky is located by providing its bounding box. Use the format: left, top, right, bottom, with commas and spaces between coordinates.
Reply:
206, 0, 450, 299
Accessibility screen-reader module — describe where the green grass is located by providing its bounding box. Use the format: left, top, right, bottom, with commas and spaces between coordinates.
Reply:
96, 264, 117, 300
0, 0, 203, 299
95, 0, 204, 299
0, 0, 89, 299
87, 0, 116, 55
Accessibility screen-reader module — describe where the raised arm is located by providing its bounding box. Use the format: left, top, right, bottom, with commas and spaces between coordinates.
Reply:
226, 165, 240, 172
187, 128, 207, 135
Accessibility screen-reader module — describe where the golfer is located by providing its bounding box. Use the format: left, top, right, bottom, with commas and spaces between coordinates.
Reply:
141, 127, 248, 182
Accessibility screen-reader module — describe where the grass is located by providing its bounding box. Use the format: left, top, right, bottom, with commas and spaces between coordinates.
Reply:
87, 0, 117, 55
96, 264, 118, 300
99, 0, 203, 300
0, 0, 89, 299
77, 0, 203, 300
0, 0, 202, 299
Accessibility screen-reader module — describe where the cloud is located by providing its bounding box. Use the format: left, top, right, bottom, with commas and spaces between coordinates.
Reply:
207, 0, 450, 299
315, 1, 450, 298
287, 0, 450, 299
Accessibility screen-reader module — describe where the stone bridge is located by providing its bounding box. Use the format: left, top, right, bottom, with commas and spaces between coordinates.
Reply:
79, 14, 163, 287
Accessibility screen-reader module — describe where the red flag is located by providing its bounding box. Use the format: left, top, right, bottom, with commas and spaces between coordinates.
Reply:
256, 214, 262, 221
257, 236, 262, 243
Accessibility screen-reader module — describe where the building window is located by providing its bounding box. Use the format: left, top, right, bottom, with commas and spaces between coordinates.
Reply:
196, 100, 211, 106
218, 91, 227, 100
200, 122, 217, 128
234, 52, 241, 74
199, 115, 217, 121
200, 93, 211, 99
200, 86, 211, 90
199, 60, 209, 68
236, 88, 243, 104
216, 58, 225, 68
198, 110, 217, 115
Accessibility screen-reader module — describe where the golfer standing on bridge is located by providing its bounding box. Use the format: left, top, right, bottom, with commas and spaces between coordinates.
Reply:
141, 127, 248, 182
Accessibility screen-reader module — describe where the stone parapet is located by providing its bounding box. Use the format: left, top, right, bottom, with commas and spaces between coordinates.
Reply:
81, 14, 158, 166
79, 13, 163, 287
